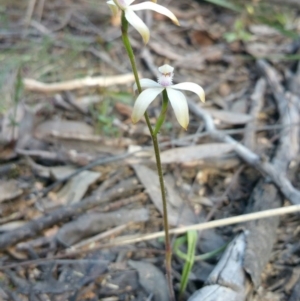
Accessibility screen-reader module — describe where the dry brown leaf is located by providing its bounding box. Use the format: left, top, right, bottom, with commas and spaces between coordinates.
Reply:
115, 102, 132, 118
159, 143, 235, 164
190, 30, 215, 46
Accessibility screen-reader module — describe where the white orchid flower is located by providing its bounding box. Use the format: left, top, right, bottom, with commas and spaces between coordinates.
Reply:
106, 0, 179, 44
132, 64, 205, 130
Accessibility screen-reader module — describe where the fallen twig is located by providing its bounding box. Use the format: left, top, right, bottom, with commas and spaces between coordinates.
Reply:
1, 203, 300, 270
23, 73, 136, 92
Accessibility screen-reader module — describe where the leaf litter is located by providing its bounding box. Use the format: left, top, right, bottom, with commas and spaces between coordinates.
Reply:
0, 0, 300, 300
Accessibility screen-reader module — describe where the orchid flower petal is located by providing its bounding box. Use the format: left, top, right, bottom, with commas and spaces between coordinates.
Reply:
170, 82, 205, 103
107, 0, 119, 16
126, 0, 136, 5
166, 88, 189, 130
133, 79, 162, 92
130, 2, 179, 26
132, 87, 164, 123
113, 0, 135, 9
125, 9, 150, 44
113, 0, 127, 9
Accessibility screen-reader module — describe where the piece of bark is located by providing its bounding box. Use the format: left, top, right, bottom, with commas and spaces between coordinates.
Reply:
189, 233, 250, 301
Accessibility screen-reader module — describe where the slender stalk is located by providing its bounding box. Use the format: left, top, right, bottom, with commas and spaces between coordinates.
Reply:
152, 134, 174, 301
121, 12, 153, 136
121, 12, 174, 301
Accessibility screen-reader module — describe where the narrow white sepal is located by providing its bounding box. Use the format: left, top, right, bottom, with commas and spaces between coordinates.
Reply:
133, 79, 162, 92
170, 82, 205, 103
166, 88, 189, 130
125, 9, 150, 44
132, 87, 164, 123
130, 2, 180, 26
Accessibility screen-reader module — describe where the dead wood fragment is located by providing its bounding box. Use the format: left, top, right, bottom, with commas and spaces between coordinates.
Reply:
189, 233, 250, 301
0, 178, 139, 251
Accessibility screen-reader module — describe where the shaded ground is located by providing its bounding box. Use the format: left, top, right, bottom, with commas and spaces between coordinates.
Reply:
1, 0, 300, 300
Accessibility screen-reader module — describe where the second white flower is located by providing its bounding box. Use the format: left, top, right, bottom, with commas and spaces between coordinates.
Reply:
132, 64, 205, 130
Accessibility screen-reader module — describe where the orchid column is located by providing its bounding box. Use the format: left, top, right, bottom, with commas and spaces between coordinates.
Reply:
106, 1, 204, 300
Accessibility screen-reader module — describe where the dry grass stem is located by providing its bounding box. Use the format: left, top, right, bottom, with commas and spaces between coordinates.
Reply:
111, 204, 300, 247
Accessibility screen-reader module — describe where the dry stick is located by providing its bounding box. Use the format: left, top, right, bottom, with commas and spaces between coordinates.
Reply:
114, 204, 300, 245
2, 204, 300, 271
0, 181, 140, 251
23, 73, 136, 93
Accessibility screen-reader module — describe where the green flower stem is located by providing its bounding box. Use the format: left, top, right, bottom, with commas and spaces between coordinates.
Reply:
154, 89, 169, 136
152, 134, 174, 301
121, 12, 153, 136
121, 12, 174, 301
